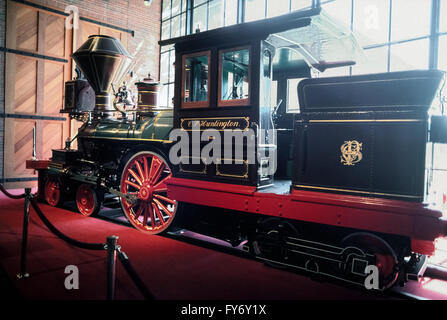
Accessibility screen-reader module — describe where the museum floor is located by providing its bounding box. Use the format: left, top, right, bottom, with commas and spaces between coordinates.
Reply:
1, 190, 447, 300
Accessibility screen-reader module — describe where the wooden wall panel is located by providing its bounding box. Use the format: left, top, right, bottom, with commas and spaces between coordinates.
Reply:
100, 27, 122, 40
14, 56, 37, 114
4, 1, 71, 189
3, 119, 36, 177
43, 13, 66, 58
42, 121, 63, 160
4, 0, 129, 189
78, 22, 100, 50
43, 61, 64, 115
15, 5, 38, 52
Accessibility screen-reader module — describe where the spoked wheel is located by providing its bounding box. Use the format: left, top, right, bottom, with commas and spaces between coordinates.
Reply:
341, 232, 399, 290
252, 218, 299, 269
44, 179, 63, 207
120, 151, 178, 234
76, 184, 102, 217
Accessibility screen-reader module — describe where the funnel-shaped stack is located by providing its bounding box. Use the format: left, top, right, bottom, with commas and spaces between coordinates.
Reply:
72, 35, 132, 115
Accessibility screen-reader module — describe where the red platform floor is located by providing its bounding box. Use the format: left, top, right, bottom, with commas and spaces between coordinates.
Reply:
1, 190, 447, 300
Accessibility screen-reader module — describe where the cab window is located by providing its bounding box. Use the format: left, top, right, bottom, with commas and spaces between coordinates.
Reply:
218, 47, 250, 107
182, 51, 210, 108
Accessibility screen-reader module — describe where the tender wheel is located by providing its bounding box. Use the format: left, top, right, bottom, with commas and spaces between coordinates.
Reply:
341, 232, 399, 290
120, 151, 178, 234
44, 179, 63, 207
252, 218, 299, 269
76, 184, 101, 217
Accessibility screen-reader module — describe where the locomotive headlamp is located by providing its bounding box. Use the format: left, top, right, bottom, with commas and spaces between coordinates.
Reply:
144, 0, 152, 7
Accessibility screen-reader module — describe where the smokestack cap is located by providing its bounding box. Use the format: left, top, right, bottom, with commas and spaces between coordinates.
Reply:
72, 35, 132, 94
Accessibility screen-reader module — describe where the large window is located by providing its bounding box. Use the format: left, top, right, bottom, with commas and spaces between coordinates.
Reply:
193, 0, 237, 32
160, 0, 447, 106
159, 0, 188, 107
245, 0, 314, 22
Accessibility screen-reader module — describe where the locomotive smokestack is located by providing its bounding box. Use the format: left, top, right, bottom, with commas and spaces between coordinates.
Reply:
72, 35, 132, 117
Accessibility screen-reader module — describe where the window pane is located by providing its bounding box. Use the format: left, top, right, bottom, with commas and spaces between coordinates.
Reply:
172, 0, 181, 16
180, 13, 186, 37
168, 83, 175, 107
193, 4, 207, 32
291, 0, 312, 12
245, 0, 266, 22
160, 51, 170, 83
353, 0, 390, 46
184, 54, 209, 103
171, 15, 181, 38
162, 0, 171, 20
220, 49, 250, 101
195, 0, 208, 6
439, 35, 447, 74
389, 39, 429, 72
271, 80, 278, 109
391, 0, 431, 41
161, 20, 170, 40
321, 66, 350, 77
267, 0, 289, 18
441, 0, 447, 33
159, 84, 169, 107
209, 0, 224, 30
438, 35, 447, 116
323, 0, 352, 29
169, 51, 176, 82
352, 46, 388, 75
287, 78, 304, 113
225, 0, 238, 26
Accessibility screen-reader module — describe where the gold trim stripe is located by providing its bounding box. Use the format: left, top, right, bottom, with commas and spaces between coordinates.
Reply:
83, 136, 173, 143
298, 119, 424, 123
293, 184, 420, 199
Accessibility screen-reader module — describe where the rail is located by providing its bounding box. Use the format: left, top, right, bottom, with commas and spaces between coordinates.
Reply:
0, 185, 154, 300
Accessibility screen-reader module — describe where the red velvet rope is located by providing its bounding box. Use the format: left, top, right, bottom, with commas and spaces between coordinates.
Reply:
0, 184, 26, 199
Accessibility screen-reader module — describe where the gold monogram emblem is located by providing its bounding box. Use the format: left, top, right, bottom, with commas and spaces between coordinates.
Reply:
340, 140, 363, 166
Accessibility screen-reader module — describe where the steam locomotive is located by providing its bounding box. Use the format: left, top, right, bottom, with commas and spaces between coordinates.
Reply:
32, 7, 447, 290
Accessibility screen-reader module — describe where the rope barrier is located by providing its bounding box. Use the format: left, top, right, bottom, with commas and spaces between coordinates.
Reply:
0, 184, 25, 199
0, 184, 154, 299
29, 198, 105, 251
117, 249, 155, 300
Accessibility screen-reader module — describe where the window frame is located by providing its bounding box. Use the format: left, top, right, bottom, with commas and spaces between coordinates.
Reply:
218, 46, 252, 107
181, 50, 212, 109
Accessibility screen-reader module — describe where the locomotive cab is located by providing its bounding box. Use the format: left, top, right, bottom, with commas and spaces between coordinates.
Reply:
162, 7, 364, 190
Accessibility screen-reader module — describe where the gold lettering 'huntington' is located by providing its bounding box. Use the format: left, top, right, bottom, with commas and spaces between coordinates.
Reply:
181, 117, 249, 131
199, 120, 238, 129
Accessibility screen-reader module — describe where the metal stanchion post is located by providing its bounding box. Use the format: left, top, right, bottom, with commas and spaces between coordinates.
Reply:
106, 235, 119, 300
17, 188, 31, 279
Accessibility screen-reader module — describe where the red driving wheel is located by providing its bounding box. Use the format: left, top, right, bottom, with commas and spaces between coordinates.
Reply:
120, 151, 178, 234
45, 179, 62, 207
76, 184, 101, 217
